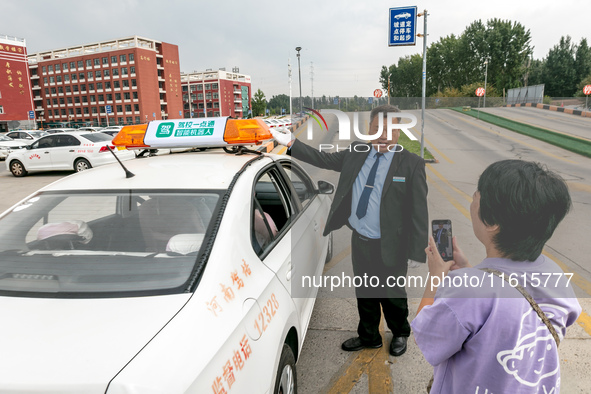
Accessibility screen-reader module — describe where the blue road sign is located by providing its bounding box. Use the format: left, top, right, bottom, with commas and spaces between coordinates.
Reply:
191, 112, 194, 117
368, 97, 373, 104
28, 111, 34, 119
388, 6, 417, 47
334, 98, 339, 105
179, 111, 182, 117
153, 112, 156, 118
106, 105, 112, 114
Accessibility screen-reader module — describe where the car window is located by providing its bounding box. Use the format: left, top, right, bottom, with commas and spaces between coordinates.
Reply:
30, 131, 49, 139
81, 133, 112, 143
251, 169, 293, 255
55, 135, 81, 147
281, 163, 316, 209
33, 136, 57, 149
0, 190, 222, 297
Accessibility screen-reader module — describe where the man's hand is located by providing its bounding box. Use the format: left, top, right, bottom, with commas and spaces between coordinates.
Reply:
270, 127, 295, 147
407, 259, 422, 269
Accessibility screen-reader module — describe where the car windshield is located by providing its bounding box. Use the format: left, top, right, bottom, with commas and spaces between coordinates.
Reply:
30, 131, 49, 139
81, 133, 113, 143
0, 135, 11, 141
0, 190, 222, 298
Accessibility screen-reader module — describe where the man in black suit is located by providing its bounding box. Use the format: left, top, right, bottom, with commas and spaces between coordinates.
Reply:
271, 105, 428, 357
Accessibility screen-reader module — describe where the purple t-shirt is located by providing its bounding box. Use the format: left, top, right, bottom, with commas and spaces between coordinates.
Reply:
412, 255, 581, 394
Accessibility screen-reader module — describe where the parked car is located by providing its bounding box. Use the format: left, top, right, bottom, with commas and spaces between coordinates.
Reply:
5, 130, 49, 144
0, 123, 333, 392
100, 125, 124, 133
6, 131, 135, 177
0, 134, 28, 160
45, 128, 78, 134
76, 127, 104, 132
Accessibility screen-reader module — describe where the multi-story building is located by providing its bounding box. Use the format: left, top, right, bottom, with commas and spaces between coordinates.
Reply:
180, 69, 251, 119
27, 36, 183, 128
0, 35, 35, 132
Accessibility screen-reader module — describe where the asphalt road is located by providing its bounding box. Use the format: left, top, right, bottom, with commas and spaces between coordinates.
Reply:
1, 108, 590, 393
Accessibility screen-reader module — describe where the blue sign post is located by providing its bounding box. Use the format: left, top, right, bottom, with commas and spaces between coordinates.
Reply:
388, 6, 417, 47
106, 105, 112, 114
28, 111, 35, 119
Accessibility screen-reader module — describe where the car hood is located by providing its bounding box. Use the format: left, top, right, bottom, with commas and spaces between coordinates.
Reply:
0, 293, 191, 393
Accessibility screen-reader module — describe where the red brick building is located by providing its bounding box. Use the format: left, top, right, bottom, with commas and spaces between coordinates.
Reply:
0, 35, 35, 132
27, 36, 183, 128
181, 69, 251, 118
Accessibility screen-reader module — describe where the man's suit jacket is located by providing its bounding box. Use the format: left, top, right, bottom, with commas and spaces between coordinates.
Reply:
289, 139, 428, 268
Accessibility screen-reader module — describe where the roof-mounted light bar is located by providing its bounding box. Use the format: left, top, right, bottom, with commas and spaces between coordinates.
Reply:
112, 117, 272, 149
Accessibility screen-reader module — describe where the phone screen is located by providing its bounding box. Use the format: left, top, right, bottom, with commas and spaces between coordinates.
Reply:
432, 220, 453, 261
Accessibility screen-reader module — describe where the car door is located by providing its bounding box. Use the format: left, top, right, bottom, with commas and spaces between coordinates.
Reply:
50, 135, 81, 169
251, 165, 319, 331
25, 136, 56, 170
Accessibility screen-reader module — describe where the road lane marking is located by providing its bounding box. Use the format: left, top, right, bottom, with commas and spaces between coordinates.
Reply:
577, 311, 591, 337
422, 134, 454, 164
426, 173, 471, 219
567, 181, 591, 194
446, 110, 578, 165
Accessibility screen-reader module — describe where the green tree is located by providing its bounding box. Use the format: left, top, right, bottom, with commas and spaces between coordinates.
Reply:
575, 38, 591, 86
251, 89, 266, 117
380, 54, 423, 97
268, 94, 290, 115
543, 36, 578, 97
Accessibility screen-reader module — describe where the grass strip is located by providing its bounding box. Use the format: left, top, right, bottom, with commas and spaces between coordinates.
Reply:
451, 107, 591, 158
398, 132, 435, 160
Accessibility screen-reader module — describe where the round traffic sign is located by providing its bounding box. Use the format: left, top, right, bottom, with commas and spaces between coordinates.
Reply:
374, 89, 383, 98
584, 85, 591, 95
475, 87, 485, 97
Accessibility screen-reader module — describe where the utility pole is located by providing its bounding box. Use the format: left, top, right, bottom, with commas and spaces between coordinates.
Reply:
296, 47, 302, 115
483, 58, 489, 108
417, 10, 428, 159
310, 62, 314, 109
288, 58, 293, 119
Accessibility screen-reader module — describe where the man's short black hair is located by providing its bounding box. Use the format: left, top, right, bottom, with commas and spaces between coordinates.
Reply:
369, 104, 401, 124
477, 160, 571, 262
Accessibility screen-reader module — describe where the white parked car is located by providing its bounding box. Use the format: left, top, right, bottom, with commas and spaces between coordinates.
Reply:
45, 128, 78, 134
6, 131, 135, 176
5, 130, 49, 144
0, 133, 333, 392
0, 134, 28, 160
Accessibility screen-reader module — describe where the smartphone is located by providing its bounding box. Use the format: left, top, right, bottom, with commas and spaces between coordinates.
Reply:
432, 219, 453, 261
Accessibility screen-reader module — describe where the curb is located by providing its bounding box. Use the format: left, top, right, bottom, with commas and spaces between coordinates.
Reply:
503, 102, 591, 118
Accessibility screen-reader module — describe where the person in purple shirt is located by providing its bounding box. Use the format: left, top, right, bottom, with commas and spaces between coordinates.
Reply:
412, 160, 581, 394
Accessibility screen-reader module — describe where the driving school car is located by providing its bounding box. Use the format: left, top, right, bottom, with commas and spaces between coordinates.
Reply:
0, 117, 333, 393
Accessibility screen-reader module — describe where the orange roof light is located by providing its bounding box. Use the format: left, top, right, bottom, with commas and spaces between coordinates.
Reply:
224, 119, 272, 145
112, 124, 150, 149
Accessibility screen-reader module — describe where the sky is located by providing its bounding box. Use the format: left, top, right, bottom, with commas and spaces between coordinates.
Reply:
2, 0, 590, 99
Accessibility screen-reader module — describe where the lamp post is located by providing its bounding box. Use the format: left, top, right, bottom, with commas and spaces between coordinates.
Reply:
296, 46, 302, 115
483, 58, 489, 108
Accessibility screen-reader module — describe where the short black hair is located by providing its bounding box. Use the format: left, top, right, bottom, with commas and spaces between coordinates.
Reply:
477, 160, 571, 261
369, 104, 400, 124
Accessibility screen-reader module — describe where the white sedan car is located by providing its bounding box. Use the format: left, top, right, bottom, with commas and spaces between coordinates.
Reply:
5, 130, 50, 144
0, 148, 333, 393
0, 134, 28, 160
6, 131, 135, 176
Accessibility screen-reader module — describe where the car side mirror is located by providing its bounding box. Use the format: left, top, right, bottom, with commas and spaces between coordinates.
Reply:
317, 180, 335, 195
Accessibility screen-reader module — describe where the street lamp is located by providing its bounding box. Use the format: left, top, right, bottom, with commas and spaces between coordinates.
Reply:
296, 46, 302, 115
483, 58, 489, 108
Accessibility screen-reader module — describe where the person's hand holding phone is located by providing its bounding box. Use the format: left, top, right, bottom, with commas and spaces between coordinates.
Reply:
448, 236, 471, 271
425, 236, 454, 279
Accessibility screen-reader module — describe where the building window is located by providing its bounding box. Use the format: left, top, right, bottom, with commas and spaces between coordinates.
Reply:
197, 85, 202, 91
134, 104, 139, 111
111, 56, 117, 64
131, 79, 136, 87
118, 117, 123, 124
130, 66, 135, 74
70, 62, 76, 69
120, 54, 126, 63
69, 108, 74, 115
87, 71, 93, 79
0, 105, 3, 114
95, 70, 101, 78
99, 106, 105, 113
88, 83, 94, 91
84, 107, 89, 114
79, 73, 85, 80
62, 63, 68, 71
43, 77, 48, 84
58, 87, 63, 94
86, 59, 92, 68
65, 86, 71, 93
135, 116, 140, 123
46, 99, 51, 106
56, 75, 62, 83
42, 66, 46, 74
79, 84, 84, 92
98, 94, 104, 102
206, 93, 212, 100
212, 83, 218, 89
55, 64, 60, 72
122, 80, 129, 88
129, 53, 134, 62
126, 117, 133, 124
77, 60, 84, 68
105, 81, 111, 89
71, 73, 77, 81
74, 96, 80, 104
113, 81, 120, 88
121, 67, 128, 76
112, 68, 119, 76
48, 65, 54, 72
67, 97, 72, 104
132, 92, 138, 99
214, 102, 219, 108
115, 93, 121, 101
124, 92, 131, 100
82, 96, 87, 103
116, 105, 122, 112
205, 84, 210, 90
49, 76, 55, 83
106, 94, 112, 101
97, 82, 103, 90
94, 58, 100, 66
103, 69, 110, 77
102, 57, 108, 65
52, 98, 58, 105
90, 95, 96, 103
59, 98, 65, 105
64, 74, 70, 82
213, 92, 219, 99
125, 105, 132, 112
92, 107, 97, 114
197, 93, 203, 100
45, 88, 49, 95
51, 87, 57, 94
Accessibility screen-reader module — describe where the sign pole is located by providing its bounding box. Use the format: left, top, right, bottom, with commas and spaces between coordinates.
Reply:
418, 10, 428, 159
